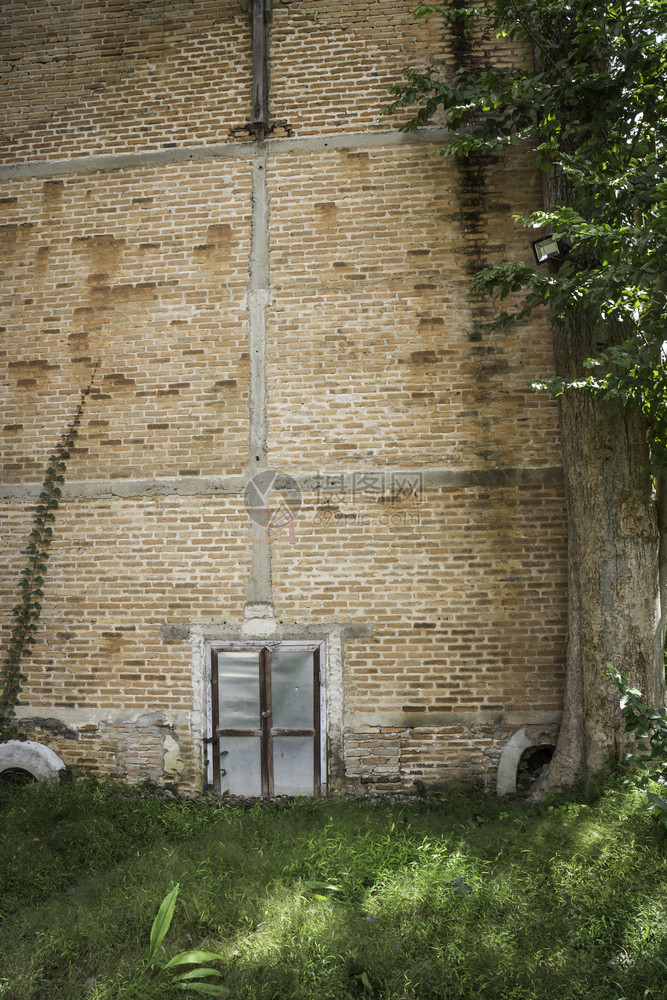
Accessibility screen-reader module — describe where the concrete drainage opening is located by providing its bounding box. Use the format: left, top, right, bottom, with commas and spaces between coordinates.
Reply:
0, 740, 67, 785
496, 725, 559, 796
516, 744, 555, 793
0, 767, 38, 787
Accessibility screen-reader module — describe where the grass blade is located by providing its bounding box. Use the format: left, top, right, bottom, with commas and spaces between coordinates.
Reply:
303, 880, 341, 891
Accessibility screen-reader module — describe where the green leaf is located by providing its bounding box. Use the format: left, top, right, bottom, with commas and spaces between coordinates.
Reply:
149, 884, 179, 964
173, 969, 223, 982
164, 951, 225, 969
177, 984, 229, 996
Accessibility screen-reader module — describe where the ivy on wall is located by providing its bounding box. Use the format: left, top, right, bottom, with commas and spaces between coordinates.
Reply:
0, 368, 98, 741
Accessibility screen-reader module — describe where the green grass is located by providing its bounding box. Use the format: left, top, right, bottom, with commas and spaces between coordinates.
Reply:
1, 778, 667, 999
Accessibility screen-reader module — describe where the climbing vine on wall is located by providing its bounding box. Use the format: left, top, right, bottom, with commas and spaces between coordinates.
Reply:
0, 367, 98, 741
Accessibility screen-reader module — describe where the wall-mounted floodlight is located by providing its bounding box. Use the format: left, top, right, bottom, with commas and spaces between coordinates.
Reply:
530, 235, 566, 265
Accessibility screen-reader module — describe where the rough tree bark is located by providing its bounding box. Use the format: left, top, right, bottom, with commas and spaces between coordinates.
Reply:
533, 27, 667, 791
545, 314, 666, 790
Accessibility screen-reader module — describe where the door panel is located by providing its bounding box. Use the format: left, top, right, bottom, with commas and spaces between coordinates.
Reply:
271, 649, 314, 729
273, 735, 315, 795
211, 645, 321, 797
216, 650, 260, 729
219, 736, 262, 797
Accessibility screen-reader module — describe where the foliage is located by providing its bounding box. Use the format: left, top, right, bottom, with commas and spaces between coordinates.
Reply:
384, 0, 667, 464
607, 664, 667, 829
0, 369, 97, 740
1, 781, 667, 999
146, 884, 228, 996
0, 779, 236, 918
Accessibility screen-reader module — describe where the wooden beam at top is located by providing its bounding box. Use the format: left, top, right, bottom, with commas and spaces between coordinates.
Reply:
252, 0, 267, 127
239, 0, 272, 130
239, 0, 272, 21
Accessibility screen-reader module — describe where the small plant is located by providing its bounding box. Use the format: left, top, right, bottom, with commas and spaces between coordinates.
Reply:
0, 368, 98, 741
201, 738, 227, 779
412, 779, 427, 798
607, 664, 667, 828
146, 883, 228, 996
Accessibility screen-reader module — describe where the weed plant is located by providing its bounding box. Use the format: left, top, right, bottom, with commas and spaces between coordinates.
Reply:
1, 779, 666, 999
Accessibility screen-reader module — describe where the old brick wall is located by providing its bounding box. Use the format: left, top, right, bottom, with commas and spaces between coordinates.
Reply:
1, 163, 252, 481
1, 0, 566, 793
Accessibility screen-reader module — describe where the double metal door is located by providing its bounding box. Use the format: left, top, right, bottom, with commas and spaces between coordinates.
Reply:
210, 645, 321, 796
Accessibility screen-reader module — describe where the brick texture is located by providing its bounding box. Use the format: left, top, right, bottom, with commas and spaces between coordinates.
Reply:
0, 1, 252, 162
1, 163, 251, 482
267, 143, 558, 472
272, 487, 567, 711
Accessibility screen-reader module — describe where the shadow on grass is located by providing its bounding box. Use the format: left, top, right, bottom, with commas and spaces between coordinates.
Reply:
1, 781, 666, 1000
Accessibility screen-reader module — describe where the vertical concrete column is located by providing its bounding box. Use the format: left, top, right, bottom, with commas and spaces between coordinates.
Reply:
244, 143, 273, 614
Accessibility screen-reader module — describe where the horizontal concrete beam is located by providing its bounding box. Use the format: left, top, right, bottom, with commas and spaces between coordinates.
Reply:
0, 128, 454, 180
348, 709, 563, 729
167, 621, 374, 642
0, 475, 244, 500
13, 704, 193, 728
0, 466, 563, 501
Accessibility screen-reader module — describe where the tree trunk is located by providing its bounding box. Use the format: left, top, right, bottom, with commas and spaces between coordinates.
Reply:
528, 18, 667, 792
544, 316, 666, 791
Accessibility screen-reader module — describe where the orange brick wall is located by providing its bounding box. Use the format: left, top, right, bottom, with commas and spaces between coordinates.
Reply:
267, 143, 560, 472
1, 1, 252, 162
1, 163, 252, 482
1, 0, 567, 794
273, 487, 566, 709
